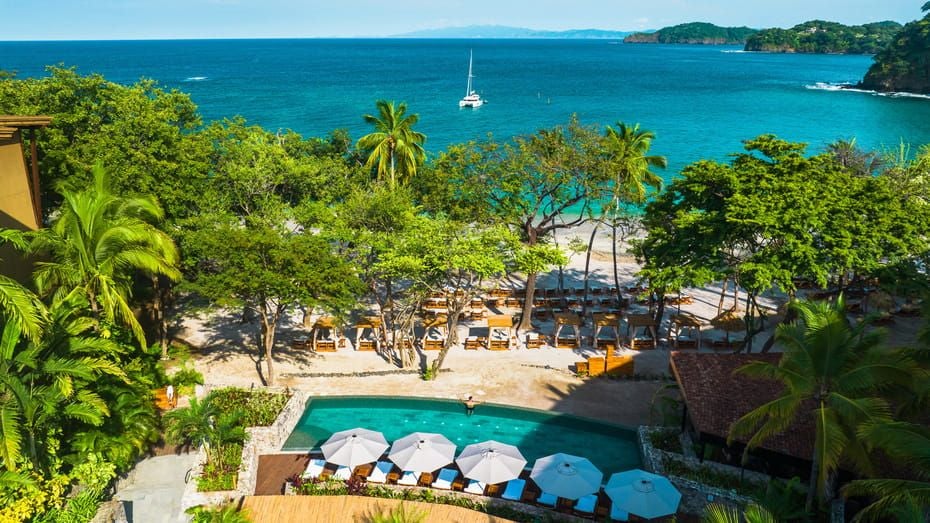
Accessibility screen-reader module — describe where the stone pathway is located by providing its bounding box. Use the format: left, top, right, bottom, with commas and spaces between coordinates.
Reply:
113, 452, 201, 523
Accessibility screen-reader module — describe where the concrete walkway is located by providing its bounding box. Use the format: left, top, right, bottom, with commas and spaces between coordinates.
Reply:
113, 453, 201, 523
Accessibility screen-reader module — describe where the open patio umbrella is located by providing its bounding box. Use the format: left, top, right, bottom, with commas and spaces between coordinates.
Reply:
529, 453, 603, 500
455, 440, 527, 485
605, 469, 681, 519
388, 432, 456, 473
320, 428, 389, 469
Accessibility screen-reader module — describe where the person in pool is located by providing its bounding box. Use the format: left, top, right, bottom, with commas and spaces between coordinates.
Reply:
463, 395, 481, 416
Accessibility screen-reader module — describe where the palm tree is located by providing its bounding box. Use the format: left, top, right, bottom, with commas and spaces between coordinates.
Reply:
842, 421, 930, 521
729, 297, 914, 511
827, 138, 882, 176
0, 229, 45, 342
356, 100, 426, 187
164, 397, 218, 450
31, 164, 181, 349
703, 503, 777, 523
582, 123, 666, 314
0, 296, 124, 471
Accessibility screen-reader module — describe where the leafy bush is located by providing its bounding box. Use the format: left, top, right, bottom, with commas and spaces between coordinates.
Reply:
648, 428, 683, 454
187, 504, 252, 523
169, 365, 204, 388
368, 504, 426, 523
197, 444, 242, 492
661, 455, 768, 500
208, 388, 289, 426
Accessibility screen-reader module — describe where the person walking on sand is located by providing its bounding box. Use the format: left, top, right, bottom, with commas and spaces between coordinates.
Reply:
463, 395, 481, 416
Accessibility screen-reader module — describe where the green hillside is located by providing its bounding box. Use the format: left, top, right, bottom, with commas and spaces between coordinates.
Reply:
624, 22, 757, 45
744, 20, 902, 54
860, 5, 930, 93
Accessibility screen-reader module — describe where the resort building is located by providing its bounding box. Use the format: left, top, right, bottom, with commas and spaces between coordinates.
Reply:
0, 115, 50, 281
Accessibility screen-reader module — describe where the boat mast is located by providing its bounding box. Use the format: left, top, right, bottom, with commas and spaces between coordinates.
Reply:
465, 49, 474, 96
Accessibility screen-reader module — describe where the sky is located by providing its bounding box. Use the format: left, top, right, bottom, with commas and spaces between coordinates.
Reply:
0, 0, 924, 40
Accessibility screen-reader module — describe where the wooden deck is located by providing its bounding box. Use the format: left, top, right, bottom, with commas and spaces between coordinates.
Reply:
241, 495, 515, 523
255, 453, 311, 495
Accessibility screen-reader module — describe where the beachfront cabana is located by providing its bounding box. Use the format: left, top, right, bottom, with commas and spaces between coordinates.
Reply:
553, 313, 582, 349
421, 315, 447, 351
592, 313, 621, 350
486, 315, 514, 350
312, 316, 338, 352
353, 316, 382, 352
710, 308, 745, 350
669, 314, 702, 350
624, 314, 657, 350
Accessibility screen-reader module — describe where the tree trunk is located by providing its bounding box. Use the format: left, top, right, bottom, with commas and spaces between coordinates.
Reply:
153, 276, 170, 359
259, 300, 277, 386
432, 299, 468, 376
717, 277, 729, 314
581, 222, 600, 321
806, 440, 822, 512
518, 272, 537, 332
653, 290, 666, 338
611, 222, 622, 304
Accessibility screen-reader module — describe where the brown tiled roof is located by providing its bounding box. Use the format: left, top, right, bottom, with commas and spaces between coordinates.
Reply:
670, 351, 814, 461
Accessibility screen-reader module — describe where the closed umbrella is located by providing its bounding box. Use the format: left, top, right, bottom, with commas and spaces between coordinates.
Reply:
529, 453, 603, 500
388, 432, 456, 473
605, 469, 681, 519
320, 428, 389, 469
456, 440, 527, 485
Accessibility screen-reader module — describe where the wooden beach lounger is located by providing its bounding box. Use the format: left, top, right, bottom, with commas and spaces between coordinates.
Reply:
536, 491, 558, 507
366, 461, 394, 484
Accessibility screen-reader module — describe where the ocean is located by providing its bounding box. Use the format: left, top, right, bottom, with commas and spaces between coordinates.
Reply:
2, 38, 930, 176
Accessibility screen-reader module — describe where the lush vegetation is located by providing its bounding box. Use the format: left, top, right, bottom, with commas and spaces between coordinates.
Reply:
744, 20, 902, 54
860, 4, 930, 94
1, 61, 930, 520
163, 388, 287, 492
624, 22, 757, 44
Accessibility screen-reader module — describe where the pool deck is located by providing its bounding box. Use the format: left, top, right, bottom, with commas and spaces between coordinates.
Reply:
241, 495, 516, 523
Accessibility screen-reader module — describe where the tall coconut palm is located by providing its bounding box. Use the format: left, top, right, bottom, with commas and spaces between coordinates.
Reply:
842, 421, 930, 521
582, 123, 666, 314
729, 297, 914, 511
32, 164, 181, 349
356, 100, 426, 187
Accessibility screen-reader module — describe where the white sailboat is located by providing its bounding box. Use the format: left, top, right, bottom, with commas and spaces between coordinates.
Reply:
459, 50, 484, 108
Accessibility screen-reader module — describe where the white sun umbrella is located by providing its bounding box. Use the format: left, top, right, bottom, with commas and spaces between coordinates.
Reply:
388, 432, 457, 473
320, 428, 389, 469
529, 453, 603, 500
455, 440, 527, 485
605, 469, 681, 519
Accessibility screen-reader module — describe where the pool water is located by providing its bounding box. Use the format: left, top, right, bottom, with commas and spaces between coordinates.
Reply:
282, 396, 641, 474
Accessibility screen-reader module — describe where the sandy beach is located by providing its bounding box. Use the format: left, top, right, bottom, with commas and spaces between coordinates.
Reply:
178, 220, 796, 427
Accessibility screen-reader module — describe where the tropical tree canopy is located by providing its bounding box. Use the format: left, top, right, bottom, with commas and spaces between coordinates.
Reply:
31, 164, 181, 349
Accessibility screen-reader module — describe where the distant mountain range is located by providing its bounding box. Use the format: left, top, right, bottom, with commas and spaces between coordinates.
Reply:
392, 25, 640, 39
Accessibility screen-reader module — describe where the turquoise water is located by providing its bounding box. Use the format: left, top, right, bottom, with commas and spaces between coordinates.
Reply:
2, 39, 930, 176
282, 396, 641, 474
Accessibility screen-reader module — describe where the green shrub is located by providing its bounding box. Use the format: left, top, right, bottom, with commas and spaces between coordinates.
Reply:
197, 444, 242, 492
169, 365, 204, 388
648, 429, 683, 454
208, 388, 288, 426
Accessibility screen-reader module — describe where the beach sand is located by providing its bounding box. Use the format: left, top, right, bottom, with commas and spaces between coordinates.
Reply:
179, 221, 793, 427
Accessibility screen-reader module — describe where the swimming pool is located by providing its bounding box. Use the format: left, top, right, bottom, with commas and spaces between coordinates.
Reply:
282, 396, 641, 474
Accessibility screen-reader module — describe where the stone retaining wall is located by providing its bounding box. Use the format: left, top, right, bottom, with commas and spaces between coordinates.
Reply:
639, 426, 759, 514
179, 387, 310, 515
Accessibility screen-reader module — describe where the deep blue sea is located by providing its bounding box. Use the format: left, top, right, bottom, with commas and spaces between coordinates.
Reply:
2, 38, 930, 175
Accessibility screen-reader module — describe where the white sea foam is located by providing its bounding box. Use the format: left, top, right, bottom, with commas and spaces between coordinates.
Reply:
720, 50, 749, 54
183, 76, 208, 82
805, 82, 930, 100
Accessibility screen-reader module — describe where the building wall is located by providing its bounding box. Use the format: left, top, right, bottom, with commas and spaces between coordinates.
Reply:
0, 131, 40, 283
